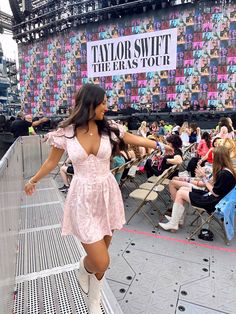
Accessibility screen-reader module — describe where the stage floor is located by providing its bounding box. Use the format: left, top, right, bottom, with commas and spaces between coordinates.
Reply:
13, 174, 236, 314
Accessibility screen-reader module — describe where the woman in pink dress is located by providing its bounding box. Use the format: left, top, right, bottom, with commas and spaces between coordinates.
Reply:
24, 84, 162, 314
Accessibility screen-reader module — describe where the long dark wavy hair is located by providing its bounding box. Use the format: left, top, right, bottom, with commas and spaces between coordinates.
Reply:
60, 84, 120, 155
202, 131, 211, 149
219, 117, 233, 133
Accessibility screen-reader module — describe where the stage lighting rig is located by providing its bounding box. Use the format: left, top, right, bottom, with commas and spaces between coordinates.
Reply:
11, 0, 207, 43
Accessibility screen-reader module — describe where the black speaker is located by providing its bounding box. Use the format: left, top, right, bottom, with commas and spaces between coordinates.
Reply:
9, 0, 23, 23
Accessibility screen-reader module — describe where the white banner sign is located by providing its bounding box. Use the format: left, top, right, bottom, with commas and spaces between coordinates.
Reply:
87, 28, 177, 77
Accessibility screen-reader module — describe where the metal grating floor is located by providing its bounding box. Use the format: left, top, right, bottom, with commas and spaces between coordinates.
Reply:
13, 271, 90, 314
13, 178, 110, 314
13, 175, 236, 314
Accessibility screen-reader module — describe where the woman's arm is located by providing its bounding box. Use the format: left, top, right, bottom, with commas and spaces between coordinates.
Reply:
195, 165, 217, 195
25, 147, 65, 195
123, 132, 173, 152
198, 147, 212, 164
166, 155, 183, 165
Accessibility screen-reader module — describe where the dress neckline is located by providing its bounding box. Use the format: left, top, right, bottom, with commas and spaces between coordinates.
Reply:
75, 135, 103, 158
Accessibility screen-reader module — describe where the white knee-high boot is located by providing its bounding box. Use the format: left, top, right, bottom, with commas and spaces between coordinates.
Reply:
164, 212, 185, 226
78, 256, 91, 294
159, 203, 185, 232
88, 274, 104, 314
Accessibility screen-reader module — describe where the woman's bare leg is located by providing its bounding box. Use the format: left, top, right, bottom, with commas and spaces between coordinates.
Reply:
169, 178, 193, 201
175, 187, 191, 206
82, 238, 110, 280
104, 235, 112, 249
60, 165, 70, 186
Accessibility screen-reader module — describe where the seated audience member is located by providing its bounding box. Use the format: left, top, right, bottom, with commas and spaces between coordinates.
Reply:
172, 124, 180, 135
149, 121, 159, 137
144, 134, 183, 178
127, 145, 136, 160
197, 131, 211, 158
217, 117, 234, 139
158, 120, 165, 136
129, 144, 143, 159
179, 122, 190, 146
218, 138, 236, 168
119, 141, 133, 181
137, 121, 148, 138
111, 141, 126, 184
189, 123, 198, 144
11, 112, 48, 138
164, 122, 173, 135
198, 137, 221, 166
159, 146, 236, 232
187, 131, 211, 176
120, 121, 129, 132
58, 158, 74, 193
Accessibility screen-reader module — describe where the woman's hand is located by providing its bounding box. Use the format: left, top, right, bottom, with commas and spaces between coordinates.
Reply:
195, 165, 206, 178
24, 181, 36, 196
197, 159, 203, 166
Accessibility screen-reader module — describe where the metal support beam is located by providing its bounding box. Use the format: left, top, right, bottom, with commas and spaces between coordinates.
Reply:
0, 10, 13, 32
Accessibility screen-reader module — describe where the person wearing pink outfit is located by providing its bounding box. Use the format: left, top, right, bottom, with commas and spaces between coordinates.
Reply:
197, 132, 212, 158
24, 84, 162, 314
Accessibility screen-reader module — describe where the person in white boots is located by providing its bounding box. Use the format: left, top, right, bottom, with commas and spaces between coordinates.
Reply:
24, 84, 170, 314
159, 146, 236, 232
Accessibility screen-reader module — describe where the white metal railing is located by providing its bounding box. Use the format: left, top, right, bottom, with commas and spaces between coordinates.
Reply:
0, 135, 50, 314
0, 139, 22, 314
0, 135, 123, 314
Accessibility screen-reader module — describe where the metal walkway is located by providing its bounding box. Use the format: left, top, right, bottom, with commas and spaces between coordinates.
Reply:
13, 177, 121, 314
13, 175, 236, 314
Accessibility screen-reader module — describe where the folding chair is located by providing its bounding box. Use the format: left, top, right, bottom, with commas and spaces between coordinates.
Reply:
138, 166, 177, 207
111, 165, 120, 176
182, 143, 196, 170
111, 160, 133, 185
126, 169, 170, 227
147, 164, 178, 184
146, 165, 178, 204
187, 186, 236, 245
187, 206, 230, 245
119, 158, 140, 191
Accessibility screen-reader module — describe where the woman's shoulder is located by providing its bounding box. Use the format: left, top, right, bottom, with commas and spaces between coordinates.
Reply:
62, 125, 74, 137
219, 168, 236, 179
46, 125, 73, 150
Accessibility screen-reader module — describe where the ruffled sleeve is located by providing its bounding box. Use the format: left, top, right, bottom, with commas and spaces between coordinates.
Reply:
46, 127, 67, 150
109, 120, 126, 141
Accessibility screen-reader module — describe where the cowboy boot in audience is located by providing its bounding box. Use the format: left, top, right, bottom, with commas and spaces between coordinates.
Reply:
159, 203, 185, 232
164, 212, 185, 226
